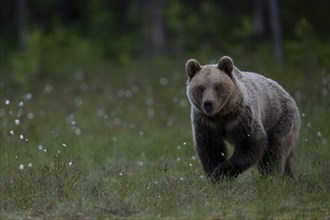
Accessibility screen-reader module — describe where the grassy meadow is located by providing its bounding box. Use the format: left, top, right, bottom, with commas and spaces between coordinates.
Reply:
0, 54, 329, 219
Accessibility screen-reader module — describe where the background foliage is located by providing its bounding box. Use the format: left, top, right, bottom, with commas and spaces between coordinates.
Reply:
1, 0, 330, 87
0, 0, 329, 219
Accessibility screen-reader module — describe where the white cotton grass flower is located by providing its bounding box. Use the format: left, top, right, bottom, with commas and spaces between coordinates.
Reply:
44, 84, 53, 94
74, 97, 83, 106
38, 145, 43, 150
27, 112, 34, 119
167, 120, 174, 127
159, 77, 168, 86
25, 93, 33, 100
62, 143, 67, 147
147, 108, 155, 118
124, 90, 132, 98
19, 164, 24, 170
179, 99, 188, 107
68, 161, 73, 166
9, 130, 14, 136
75, 128, 81, 135
15, 119, 20, 125
19, 134, 24, 140
28, 163, 32, 168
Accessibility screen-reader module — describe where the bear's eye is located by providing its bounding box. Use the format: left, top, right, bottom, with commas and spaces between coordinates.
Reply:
197, 85, 205, 93
214, 84, 222, 92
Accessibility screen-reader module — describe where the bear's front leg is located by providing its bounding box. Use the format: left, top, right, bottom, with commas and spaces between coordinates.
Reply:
211, 153, 253, 180
195, 137, 228, 179
211, 124, 267, 181
193, 114, 227, 178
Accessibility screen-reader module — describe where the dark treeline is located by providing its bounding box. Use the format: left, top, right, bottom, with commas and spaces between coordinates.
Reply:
1, 0, 329, 63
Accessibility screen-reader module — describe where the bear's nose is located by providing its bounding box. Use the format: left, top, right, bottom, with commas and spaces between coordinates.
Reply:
203, 101, 214, 114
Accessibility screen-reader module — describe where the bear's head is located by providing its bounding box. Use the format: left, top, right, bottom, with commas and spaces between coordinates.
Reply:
185, 56, 236, 117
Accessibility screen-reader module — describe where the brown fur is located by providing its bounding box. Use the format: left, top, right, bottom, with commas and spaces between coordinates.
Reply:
185, 56, 300, 181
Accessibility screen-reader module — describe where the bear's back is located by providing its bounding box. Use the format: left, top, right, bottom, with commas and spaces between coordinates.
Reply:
233, 69, 296, 132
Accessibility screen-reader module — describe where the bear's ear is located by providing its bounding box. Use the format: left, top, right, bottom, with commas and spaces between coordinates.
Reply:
185, 59, 201, 80
217, 56, 234, 77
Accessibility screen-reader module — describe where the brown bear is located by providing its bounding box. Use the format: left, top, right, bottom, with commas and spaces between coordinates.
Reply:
185, 56, 300, 181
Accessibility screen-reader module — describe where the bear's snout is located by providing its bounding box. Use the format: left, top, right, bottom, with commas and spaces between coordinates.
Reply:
203, 101, 214, 115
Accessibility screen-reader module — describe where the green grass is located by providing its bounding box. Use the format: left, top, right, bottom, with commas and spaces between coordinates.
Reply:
1, 57, 329, 219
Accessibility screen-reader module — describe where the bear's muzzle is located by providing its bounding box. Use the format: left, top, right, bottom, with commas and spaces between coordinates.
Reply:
203, 101, 214, 115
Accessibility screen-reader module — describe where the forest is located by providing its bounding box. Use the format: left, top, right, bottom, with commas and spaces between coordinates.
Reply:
0, 0, 329, 90
1, 0, 329, 219
1, 0, 329, 67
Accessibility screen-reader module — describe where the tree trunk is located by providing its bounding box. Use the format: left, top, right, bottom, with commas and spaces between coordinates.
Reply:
15, 0, 26, 49
253, 0, 265, 41
150, 0, 166, 54
268, 0, 284, 63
